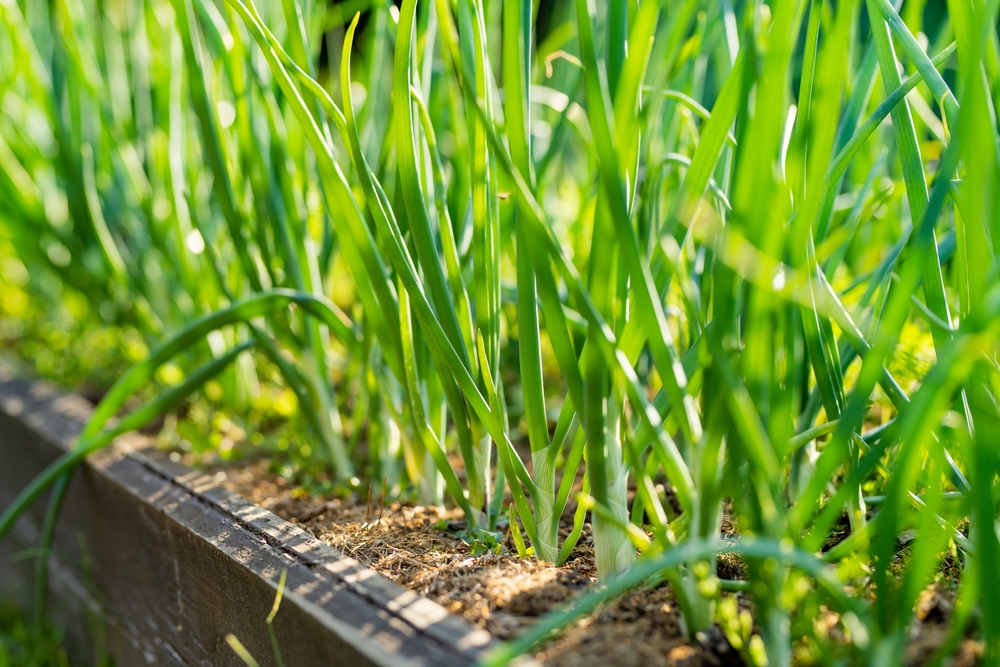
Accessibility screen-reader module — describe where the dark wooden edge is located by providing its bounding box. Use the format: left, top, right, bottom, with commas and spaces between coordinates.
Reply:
0, 364, 507, 666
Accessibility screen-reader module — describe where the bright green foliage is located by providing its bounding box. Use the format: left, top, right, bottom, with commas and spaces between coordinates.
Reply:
2, 0, 1000, 663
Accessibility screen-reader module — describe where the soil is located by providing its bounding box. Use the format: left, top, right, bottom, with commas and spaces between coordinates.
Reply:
203, 456, 981, 666
213, 457, 744, 666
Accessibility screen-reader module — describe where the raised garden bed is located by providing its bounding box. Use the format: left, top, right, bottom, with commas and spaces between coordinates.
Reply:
0, 364, 753, 667
4, 361, 981, 667
0, 364, 495, 666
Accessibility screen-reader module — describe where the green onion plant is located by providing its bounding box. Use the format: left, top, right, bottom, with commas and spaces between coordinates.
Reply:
2, 0, 1000, 663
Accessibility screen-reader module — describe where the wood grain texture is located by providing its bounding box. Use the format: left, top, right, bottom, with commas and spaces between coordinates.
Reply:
0, 365, 498, 666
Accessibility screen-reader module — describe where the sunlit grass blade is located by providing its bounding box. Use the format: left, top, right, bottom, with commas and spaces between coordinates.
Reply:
0, 341, 254, 543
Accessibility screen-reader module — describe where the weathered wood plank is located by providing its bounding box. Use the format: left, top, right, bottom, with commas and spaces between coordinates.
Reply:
0, 366, 496, 666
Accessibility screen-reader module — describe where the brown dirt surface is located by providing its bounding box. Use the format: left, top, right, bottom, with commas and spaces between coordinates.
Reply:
210, 457, 744, 666
205, 456, 981, 667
